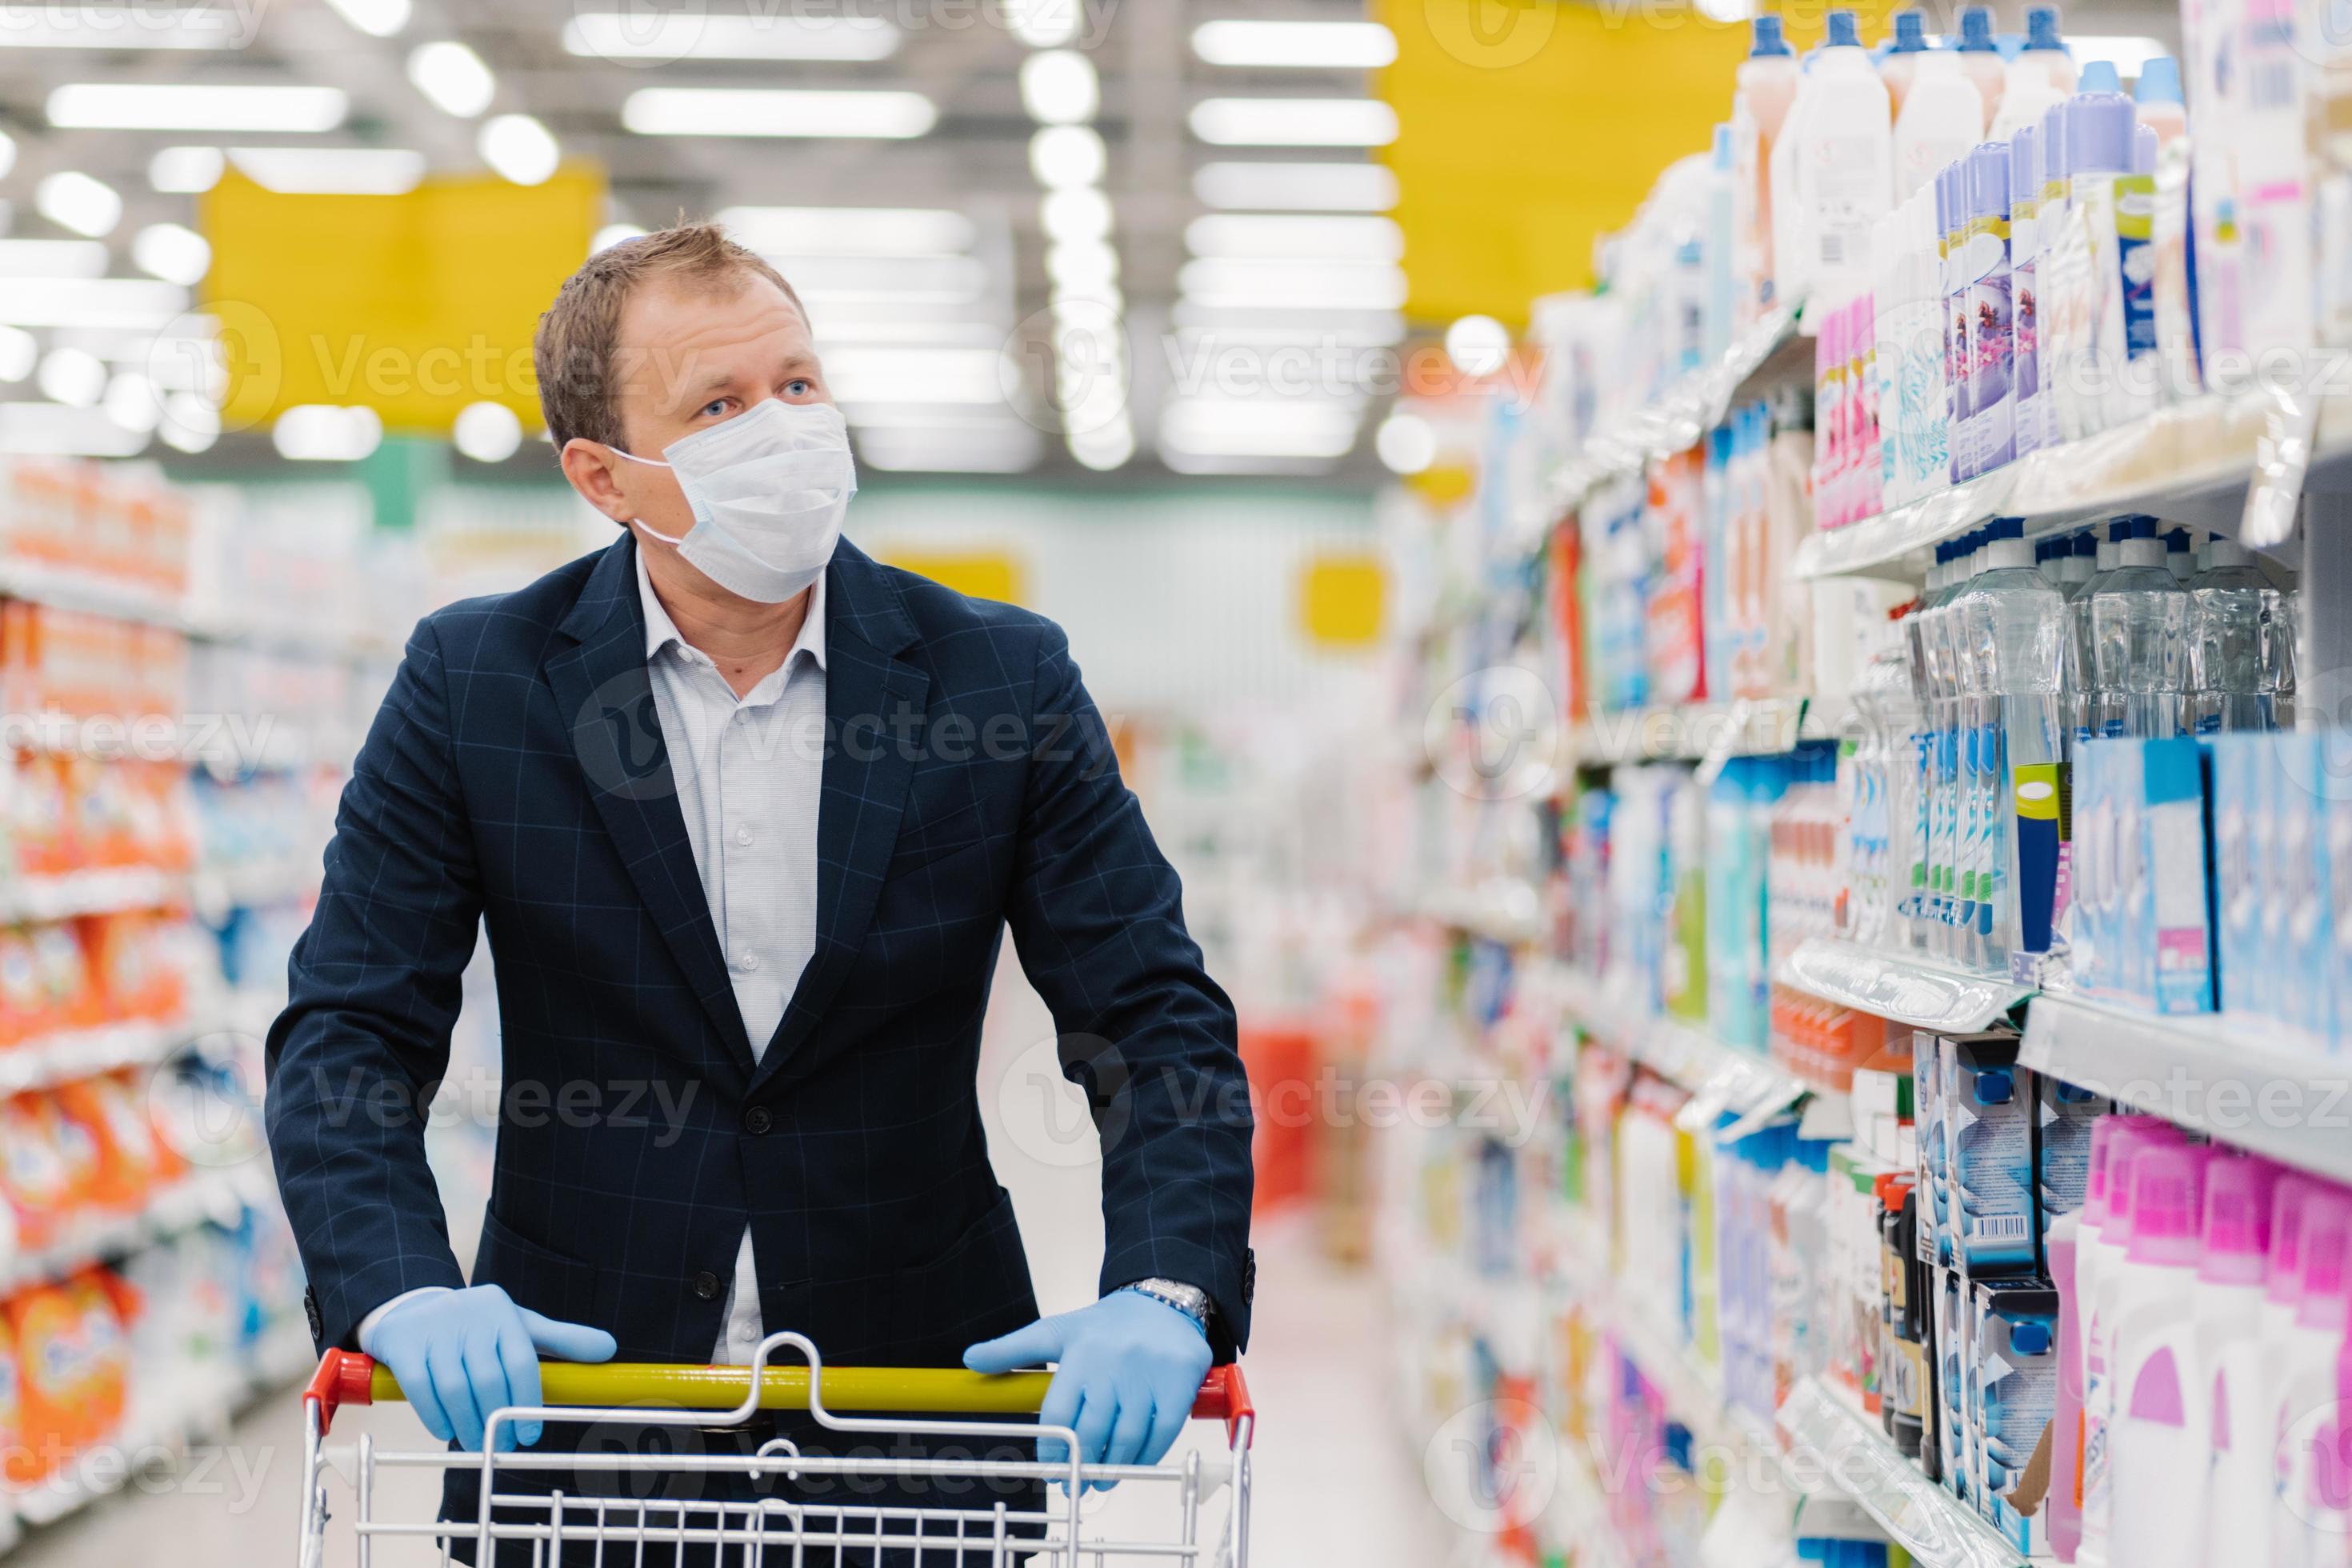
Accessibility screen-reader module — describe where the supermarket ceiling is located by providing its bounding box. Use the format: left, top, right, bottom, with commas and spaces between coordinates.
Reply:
0, 0, 2182, 482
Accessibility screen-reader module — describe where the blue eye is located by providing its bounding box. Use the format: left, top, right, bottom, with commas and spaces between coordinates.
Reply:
785, 378, 814, 398
699, 399, 728, 418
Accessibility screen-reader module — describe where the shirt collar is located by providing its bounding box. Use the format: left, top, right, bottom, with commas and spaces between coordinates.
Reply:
635, 542, 828, 675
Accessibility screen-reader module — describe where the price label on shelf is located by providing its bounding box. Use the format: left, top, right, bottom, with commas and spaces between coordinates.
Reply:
2244, 385, 2322, 549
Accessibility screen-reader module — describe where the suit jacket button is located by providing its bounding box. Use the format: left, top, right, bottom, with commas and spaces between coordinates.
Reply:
742, 1106, 774, 1135
694, 1270, 724, 1301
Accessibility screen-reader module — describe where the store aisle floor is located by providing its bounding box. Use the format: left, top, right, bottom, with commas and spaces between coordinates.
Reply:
6, 953, 1450, 1565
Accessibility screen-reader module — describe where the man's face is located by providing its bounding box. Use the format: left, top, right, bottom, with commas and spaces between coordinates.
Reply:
567, 271, 833, 546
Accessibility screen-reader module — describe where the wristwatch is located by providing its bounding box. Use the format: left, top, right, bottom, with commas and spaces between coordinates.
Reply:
1121, 1277, 1213, 1330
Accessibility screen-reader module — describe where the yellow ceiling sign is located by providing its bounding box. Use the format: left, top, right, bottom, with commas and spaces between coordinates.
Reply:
1300, 554, 1386, 648
883, 550, 1027, 606
199, 165, 604, 435
1378, 0, 1897, 324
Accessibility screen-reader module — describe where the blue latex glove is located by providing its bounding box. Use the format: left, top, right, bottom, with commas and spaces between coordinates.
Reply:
963, 1289, 1212, 1489
363, 1286, 618, 1452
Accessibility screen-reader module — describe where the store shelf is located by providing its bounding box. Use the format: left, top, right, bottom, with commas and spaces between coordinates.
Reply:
1793, 390, 2352, 580
1556, 967, 1814, 1128
0, 1164, 273, 1298
0, 866, 186, 923
190, 856, 321, 920
10, 1315, 316, 1530
0, 556, 391, 666
1777, 938, 2031, 1034
1778, 1377, 2033, 1568
1413, 880, 1545, 946
0, 559, 189, 632
1551, 305, 1807, 510
2022, 991, 2352, 1184
0, 1016, 195, 1094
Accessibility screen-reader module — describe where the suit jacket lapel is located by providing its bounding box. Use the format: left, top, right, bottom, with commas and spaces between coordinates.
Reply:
752, 542, 927, 1093
545, 537, 756, 1078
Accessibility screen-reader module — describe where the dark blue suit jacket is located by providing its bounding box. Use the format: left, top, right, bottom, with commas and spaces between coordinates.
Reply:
266, 534, 1256, 1374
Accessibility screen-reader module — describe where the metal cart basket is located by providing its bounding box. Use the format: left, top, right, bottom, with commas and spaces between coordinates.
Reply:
298, 1330, 1254, 1567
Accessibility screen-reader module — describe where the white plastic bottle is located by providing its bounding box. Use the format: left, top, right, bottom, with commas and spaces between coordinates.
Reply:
1881, 8, 1931, 118
1897, 52, 1987, 201
2196, 1158, 2290, 1567
2020, 4, 2079, 94
1738, 14, 1802, 313
2134, 56, 2188, 147
2106, 1143, 2210, 1568
2079, 1118, 2190, 1566
1993, 54, 2070, 142
2271, 1190, 2352, 1568
1792, 10, 1896, 308
1954, 6, 2006, 130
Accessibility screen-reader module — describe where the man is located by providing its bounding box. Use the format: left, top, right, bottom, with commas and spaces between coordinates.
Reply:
266, 223, 1255, 1561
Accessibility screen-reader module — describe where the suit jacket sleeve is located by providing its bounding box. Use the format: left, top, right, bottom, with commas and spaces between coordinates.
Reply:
1003, 623, 1256, 1354
266, 618, 482, 1350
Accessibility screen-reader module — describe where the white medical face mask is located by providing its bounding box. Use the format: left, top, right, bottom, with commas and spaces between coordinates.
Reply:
611, 398, 856, 604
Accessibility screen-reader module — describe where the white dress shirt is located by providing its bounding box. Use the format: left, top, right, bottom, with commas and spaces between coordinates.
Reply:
361, 547, 828, 1366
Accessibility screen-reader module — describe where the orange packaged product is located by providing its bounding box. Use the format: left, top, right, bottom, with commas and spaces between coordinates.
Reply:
0, 1094, 81, 1252
86, 913, 180, 1023
0, 930, 49, 1047
54, 1075, 164, 1211
4, 1270, 134, 1484
10, 753, 73, 878
30, 924, 100, 1031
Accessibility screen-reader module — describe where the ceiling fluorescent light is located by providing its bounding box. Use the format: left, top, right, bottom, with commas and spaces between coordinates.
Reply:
0, 4, 249, 47
564, 12, 897, 62
855, 426, 1042, 474
0, 327, 35, 383
1186, 213, 1405, 262
767, 255, 988, 299
38, 348, 107, 407
624, 89, 936, 139
133, 222, 212, 285
0, 240, 110, 278
323, 0, 411, 37
718, 206, 974, 257
1193, 160, 1398, 211
1029, 125, 1106, 189
1178, 258, 1408, 311
823, 347, 1007, 406
1190, 21, 1398, 69
150, 146, 226, 193
409, 40, 495, 117
229, 146, 427, 194
273, 404, 383, 462
1040, 187, 1113, 245
811, 322, 1004, 349
1021, 50, 1099, 125
0, 403, 150, 458
48, 82, 347, 131
1188, 98, 1398, 147
0, 278, 190, 330
1160, 398, 1358, 460
34, 171, 122, 238
480, 114, 561, 186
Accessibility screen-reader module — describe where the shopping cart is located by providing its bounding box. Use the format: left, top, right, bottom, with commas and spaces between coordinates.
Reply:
297, 1330, 1254, 1567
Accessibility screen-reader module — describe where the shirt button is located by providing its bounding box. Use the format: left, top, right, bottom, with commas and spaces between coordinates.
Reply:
693, 1270, 723, 1301
738, 952, 760, 972
735, 824, 754, 846
743, 1106, 774, 1135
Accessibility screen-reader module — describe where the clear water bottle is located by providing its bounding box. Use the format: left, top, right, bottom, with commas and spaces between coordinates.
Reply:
2087, 515, 2191, 738
2068, 518, 2127, 741
1923, 530, 1983, 960
1955, 518, 2070, 969
2190, 537, 2282, 732
2163, 526, 2197, 582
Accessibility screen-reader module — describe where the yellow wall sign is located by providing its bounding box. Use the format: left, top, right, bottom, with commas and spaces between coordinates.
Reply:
882, 550, 1028, 606
199, 166, 604, 435
1300, 554, 1386, 648
1377, 0, 1897, 323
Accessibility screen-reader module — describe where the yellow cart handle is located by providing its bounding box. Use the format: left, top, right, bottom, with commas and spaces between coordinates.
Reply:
304, 1350, 1255, 1446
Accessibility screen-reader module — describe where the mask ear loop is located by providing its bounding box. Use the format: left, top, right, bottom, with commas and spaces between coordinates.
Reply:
603, 443, 690, 546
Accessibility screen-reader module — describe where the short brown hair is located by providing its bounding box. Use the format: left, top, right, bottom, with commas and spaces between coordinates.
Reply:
533, 222, 802, 452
